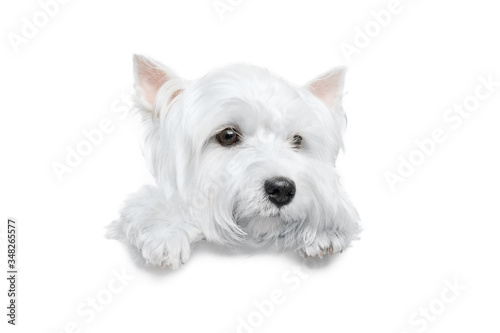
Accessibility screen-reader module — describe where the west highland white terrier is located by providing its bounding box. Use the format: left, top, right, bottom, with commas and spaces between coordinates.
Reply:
106, 55, 361, 269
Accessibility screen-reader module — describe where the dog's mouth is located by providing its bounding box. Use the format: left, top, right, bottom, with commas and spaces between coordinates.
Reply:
233, 205, 297, 229
233, 204, 283, 224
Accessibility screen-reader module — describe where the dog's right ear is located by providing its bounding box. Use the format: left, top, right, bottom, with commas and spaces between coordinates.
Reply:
133, 54, 184, 114
306, 67, 346, 109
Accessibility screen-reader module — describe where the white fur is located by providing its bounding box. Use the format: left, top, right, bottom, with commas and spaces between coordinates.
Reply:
106, 55, 361, 269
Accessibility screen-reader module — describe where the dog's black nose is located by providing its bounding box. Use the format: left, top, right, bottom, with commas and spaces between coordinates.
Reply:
264, 177, 296, 207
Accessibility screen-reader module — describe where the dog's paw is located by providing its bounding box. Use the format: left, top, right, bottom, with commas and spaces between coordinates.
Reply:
139, 230, 194, 270
299, 244, 343, 259
298, 232, 347, 259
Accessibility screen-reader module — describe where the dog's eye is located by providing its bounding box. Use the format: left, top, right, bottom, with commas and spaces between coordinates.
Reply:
216, 128, 240, 146
292, 135, 302, 149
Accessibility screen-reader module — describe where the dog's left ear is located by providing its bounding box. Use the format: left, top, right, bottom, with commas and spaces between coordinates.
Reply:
306, 67, 346, 108
133, 54, 184, 113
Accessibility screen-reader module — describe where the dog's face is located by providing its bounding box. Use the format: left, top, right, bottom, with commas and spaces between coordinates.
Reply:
134, 56, 358, 249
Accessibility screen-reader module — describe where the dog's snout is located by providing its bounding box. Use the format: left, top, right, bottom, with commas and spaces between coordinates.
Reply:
264, 177, 296, 207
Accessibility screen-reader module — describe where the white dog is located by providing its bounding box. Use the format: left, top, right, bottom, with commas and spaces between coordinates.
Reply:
106, 55, 361, 269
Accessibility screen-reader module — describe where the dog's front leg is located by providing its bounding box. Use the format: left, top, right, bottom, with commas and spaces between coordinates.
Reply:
136, 220, 203, 269
106, 185, 203, 269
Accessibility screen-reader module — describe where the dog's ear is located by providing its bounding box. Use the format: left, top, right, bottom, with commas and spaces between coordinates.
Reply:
133, 54, 183, 112
306, 67, 346, 108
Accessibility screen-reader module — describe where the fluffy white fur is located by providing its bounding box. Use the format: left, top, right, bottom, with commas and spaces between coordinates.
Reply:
106, 55, 361, 269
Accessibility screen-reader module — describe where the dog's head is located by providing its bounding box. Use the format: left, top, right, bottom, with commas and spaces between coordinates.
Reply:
133, 55, 359, 249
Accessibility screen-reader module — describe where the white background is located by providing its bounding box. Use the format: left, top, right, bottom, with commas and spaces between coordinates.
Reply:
1, 0, 500, 332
